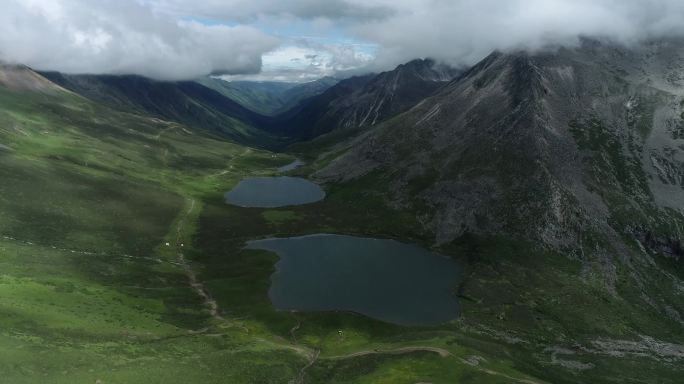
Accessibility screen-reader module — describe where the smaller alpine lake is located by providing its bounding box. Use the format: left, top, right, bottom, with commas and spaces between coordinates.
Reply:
225, 176, 325, 208
246, 234, 462, 326
278, 159, 304, 172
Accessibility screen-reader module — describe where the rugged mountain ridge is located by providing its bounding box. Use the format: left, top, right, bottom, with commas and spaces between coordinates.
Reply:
276, 58, 461, 139
319, 41, 684, 248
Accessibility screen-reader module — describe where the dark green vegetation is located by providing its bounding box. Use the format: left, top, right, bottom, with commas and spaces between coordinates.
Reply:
1, 38, 684, 384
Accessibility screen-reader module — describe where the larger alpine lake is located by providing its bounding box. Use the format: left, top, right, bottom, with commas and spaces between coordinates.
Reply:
246, 234, 461, 326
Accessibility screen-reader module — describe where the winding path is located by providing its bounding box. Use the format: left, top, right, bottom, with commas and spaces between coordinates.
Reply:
292, 349, 320, 384
174, 198, 224, 321
327, 346, 451, 360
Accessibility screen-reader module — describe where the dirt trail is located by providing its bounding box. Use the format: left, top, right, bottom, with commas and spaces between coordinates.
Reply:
289, 320, 302, 343
292, 348, 320, 384
175, 198, 224, 321
457, 357, 546, 384
326, 346, 451, 360
207, 148, 253, 179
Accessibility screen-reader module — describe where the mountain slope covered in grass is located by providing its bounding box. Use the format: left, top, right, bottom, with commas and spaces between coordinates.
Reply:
0, 65, 310, 382
39, 71, 280, 147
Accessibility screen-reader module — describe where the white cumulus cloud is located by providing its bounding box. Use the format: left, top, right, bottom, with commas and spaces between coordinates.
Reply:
0, 0, 280, 80
4, 0, 684, 81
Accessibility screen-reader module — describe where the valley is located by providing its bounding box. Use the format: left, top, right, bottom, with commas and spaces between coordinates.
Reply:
0, 38, 683, 384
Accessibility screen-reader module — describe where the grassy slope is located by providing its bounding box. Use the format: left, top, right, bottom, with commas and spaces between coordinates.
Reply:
196, 78, 293, 116
197, 77, 338, 117
0, 86, 308, 383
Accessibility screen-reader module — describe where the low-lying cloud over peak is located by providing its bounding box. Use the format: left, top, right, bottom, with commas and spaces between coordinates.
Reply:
3, 1, 684, 81
355, 0, 684, 71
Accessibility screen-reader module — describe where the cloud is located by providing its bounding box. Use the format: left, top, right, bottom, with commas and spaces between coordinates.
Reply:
0, 0, 279, 80
4, 1, 684, 81
221, 42, 375, 82
148, 0, 393, 22
348, 0, 684, 71
192, 0, 684, 78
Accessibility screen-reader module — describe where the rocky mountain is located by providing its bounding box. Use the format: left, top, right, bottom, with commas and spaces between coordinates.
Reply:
316, 39, 684, 341
277, 58, 461, 139
321, 40, 684, 245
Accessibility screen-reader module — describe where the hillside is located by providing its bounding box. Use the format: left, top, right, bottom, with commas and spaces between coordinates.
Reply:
39, 72, 280, 146
0, 65, 326, 382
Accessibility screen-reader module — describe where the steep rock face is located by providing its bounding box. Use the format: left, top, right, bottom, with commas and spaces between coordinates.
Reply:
318, 52, 570, 244
318, 40, 684, 254
278, 59, 461, 139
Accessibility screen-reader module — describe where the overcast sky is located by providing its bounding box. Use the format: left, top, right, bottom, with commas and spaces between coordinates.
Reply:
2, 0, 684, 81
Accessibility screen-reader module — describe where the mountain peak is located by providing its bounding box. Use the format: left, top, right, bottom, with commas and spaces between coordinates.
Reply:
391, 58, 460, 82
275, 58, 463, 138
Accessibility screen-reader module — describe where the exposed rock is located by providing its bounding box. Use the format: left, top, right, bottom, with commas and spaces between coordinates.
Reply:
589, 336, 684, 361
544, 347, 595, 371
631, 227, 684, 260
